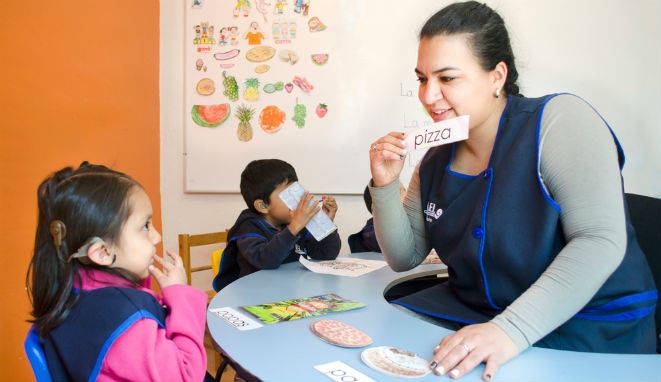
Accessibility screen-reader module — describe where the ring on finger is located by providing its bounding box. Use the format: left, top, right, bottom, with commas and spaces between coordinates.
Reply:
461, 343, 471, 354
371, 144, 380, 152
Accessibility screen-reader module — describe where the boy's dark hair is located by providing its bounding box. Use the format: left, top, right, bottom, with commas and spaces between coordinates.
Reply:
240, 159, 298, 213
420, 1, 521, 97
26, 161, 143, 336
363, 185, 373, 214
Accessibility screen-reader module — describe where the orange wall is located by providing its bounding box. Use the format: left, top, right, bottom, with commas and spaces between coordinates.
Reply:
0, 1, 160, 379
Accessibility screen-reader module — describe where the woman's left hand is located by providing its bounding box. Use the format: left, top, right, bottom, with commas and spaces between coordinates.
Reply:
429, 322, 520, 381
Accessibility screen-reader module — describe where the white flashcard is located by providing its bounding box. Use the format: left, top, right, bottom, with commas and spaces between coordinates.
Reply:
208, 307, 263, 331
278, 182, 337, 241
314, 361, 376, 382
299, 256, 387, 277
404, 115, 469, 151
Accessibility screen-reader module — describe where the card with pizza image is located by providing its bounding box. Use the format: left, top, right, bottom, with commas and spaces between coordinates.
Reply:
310, 319, 373, 348
242, 294, 366, 325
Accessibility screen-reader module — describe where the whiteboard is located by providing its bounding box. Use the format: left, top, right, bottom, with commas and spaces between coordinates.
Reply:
184, 0, 661, 196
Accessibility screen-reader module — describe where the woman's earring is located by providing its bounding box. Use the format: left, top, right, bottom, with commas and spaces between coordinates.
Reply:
495, 88, 500, 98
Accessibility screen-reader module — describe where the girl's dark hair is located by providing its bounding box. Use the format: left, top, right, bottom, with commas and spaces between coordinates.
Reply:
240, 159, 298, 213
420, 1, 521, 96
26, 161, 143, 336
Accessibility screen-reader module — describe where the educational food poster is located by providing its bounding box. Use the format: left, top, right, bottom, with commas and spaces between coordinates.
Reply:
242, 293, 366, 324
185, 0, 436, 193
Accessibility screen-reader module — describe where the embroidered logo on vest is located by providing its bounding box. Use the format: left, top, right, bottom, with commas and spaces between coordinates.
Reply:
294, 244, 307, 255
424, 202, 443, 222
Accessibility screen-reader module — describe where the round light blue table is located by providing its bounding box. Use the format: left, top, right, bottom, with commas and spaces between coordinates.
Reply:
207, 253, 661, 382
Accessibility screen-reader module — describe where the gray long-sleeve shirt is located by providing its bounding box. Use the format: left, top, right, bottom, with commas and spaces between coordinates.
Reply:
370, 94, 627, 351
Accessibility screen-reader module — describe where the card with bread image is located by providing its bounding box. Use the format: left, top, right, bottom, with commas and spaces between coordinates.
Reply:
361, 346, 431, 378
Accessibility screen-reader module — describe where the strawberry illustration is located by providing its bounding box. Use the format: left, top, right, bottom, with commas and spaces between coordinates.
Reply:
315, 103, 328, 118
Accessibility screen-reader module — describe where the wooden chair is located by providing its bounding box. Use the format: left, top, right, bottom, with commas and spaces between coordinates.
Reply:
178, 230, 229, 302
178, 230, 230, 379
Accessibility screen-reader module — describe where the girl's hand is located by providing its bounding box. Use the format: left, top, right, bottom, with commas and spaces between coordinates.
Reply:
288, 191, 321, 235
149, 250, 187, 289
429, 322, 520, 381
369, 132, 408, 187
322, 196, 338, 221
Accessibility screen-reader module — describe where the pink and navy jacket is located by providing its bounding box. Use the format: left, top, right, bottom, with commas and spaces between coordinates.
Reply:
44, 269, 208, 382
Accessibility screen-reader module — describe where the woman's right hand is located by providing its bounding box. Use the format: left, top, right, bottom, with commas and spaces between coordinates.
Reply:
149, 250, 187, 289
369, 132, 408, 187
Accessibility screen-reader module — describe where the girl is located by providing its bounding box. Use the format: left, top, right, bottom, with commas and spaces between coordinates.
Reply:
26, 162, 210, 382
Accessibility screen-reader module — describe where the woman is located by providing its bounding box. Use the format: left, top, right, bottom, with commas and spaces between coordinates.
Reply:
369, 2, 657, 380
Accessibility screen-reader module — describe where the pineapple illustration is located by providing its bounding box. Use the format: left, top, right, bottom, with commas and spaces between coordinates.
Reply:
243, 78, 260, 101
235, 104, 255, 142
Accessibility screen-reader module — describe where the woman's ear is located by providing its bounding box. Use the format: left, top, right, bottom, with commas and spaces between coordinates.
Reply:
491, 61, 508, 93
87, 241, 114, 266
254, 199, 269, 213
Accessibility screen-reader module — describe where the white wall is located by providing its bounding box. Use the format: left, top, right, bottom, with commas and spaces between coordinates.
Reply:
161, 1, 661, 290
160, 1, 367, 290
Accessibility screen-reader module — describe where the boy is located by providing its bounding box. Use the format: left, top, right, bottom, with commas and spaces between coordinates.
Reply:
348, 182, 407, 253
212, 159, 341, 291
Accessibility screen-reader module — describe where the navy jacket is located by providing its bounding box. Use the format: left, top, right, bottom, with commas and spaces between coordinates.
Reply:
348, 218, 382, 253
213, 209, 341, 291
395, 94, 657, 353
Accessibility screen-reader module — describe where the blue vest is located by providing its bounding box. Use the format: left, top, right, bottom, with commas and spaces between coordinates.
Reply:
348, 218, 382, 253
395, 94, 657, 353
44, 287, 167, 382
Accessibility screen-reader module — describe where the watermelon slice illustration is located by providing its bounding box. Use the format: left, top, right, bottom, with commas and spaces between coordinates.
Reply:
311, 54, 329, 66
191, 104, 230, 127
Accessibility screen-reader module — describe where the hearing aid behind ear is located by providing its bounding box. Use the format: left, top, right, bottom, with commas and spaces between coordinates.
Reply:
68, 237, 106, 262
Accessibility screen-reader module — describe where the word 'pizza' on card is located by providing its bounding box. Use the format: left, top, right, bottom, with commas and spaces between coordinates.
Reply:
404, 115, 469, 151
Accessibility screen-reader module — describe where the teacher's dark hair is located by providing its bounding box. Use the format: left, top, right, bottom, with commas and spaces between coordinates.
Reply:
420, 1, 521, 96
26, 162, 142, 336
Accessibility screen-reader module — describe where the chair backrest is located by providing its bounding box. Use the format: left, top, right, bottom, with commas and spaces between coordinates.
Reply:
625, 193, 661, 352
211, 248, 224, 278
24, 327, 54, 382
178, 230, 229, 285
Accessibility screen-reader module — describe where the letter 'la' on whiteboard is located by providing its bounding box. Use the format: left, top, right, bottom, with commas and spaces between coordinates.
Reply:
404, 115, 469, 151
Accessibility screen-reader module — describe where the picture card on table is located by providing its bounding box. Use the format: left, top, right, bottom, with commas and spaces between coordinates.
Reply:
208, 307, 263, 331
299, 256, 387, 277
314, 361, 376, 382
242, 293, 366, 325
